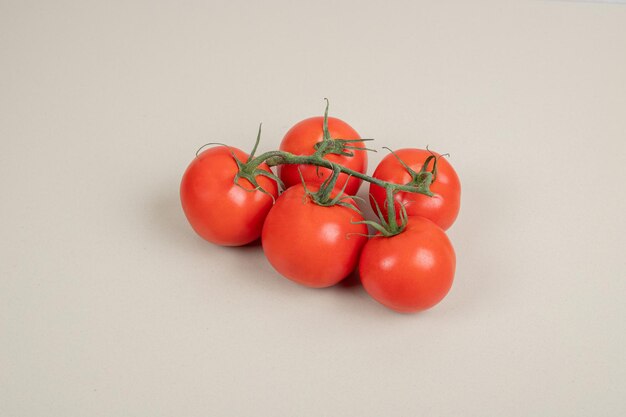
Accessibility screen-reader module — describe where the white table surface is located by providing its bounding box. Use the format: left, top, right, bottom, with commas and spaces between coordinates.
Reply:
2, 1, 625, 416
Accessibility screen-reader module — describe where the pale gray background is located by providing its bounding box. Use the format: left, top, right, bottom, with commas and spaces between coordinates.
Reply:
1, 1, 625, 416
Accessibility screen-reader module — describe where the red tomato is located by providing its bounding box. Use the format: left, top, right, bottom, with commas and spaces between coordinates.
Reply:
359, 217, 456, 313
180, 146, 278, 246
369, 149, 461, 230
262, 184, 368, 288
278, 116, 367, 195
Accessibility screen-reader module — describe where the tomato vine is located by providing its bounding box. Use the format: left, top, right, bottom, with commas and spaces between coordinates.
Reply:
230, 100, 440, 236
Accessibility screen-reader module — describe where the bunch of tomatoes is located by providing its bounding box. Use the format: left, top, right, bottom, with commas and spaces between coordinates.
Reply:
180, 103, 461, 313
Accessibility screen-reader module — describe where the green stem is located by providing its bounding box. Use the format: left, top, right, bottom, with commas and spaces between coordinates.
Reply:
316, 164, 341, 202
384, 185, 400, 232
244, 150, 433, 196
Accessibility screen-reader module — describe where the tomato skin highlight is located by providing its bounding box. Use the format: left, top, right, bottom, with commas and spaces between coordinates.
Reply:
262, 184, 368, 288
369, 149, 461, 230
359, 217, 456, 313
180, 146, 278, 246
278, 116, 367, 195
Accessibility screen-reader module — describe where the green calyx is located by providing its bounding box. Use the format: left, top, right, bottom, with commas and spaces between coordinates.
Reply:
313, 98, 377, 158
313, 138, 375, 158
232, 124, 284, 200
352, 186, 408, 237
383, 146, 447, 193
297, 165, 361, 213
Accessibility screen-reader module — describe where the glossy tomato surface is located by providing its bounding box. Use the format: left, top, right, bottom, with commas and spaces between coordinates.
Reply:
359, 216, 456, 313
262, 184, 368, 288
278, 116, 367, 195
180, 146, 278, 246
369, 149, 461, 230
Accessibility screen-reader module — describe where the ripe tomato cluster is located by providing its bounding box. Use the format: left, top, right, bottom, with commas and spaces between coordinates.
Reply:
180, 104, 460, 313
